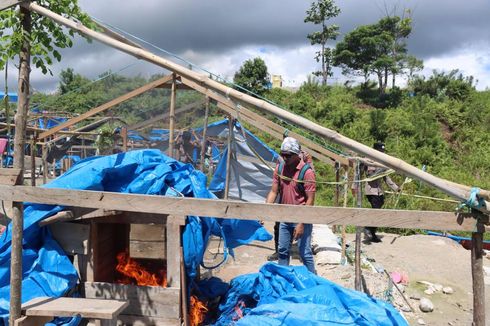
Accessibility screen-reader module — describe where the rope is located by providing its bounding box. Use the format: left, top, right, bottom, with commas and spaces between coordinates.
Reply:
458, 187, 486, 211
385, 191, 459, 204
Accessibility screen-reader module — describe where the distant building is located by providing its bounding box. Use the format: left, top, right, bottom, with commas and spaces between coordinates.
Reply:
271, 75, 283, 89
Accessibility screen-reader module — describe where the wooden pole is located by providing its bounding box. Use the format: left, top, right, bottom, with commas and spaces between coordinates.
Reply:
121, 127, 128, 152
25, 1, 490, 208
334, 162, 340, 206
354, 162, 362, 292
200, 97, 210, 172
341, 168, 349, 261
30, 135, 35, 186
471, 219, 485, 326
168, 73, 176, 158
41, 145, 47, 184
224, 118, 233, 200
10, 4, 31, 324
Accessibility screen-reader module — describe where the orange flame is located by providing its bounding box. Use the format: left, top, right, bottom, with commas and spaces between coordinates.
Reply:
190, 295, 208, 326
115, 252, 167, 287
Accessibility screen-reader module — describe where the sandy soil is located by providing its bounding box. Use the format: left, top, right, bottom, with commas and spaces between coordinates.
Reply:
205, 222, 490, 326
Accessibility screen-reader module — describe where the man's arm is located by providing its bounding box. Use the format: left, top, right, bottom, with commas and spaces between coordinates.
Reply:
266, 182, 279, 204
384, 176, 399, 192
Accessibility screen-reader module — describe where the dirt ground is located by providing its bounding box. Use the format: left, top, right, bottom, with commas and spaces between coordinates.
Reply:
205, 222, 490, 326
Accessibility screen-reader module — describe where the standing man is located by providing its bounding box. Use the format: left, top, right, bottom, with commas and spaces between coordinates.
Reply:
266, 137, 316, 274
363, 142, 399, 242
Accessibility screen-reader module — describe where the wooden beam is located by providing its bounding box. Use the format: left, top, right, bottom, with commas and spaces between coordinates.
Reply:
26, 1, 489, 207
0, 168, 22, 185
224, 118, 233, 199
168, 74, 176, 157
0, 0, 24, 11
38, 75, 173, 140
127, 99, 205, 131
0, 185, 485, 232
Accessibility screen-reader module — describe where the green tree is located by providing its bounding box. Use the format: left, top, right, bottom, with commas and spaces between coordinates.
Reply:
334, 16, 414, 94
233, 57, 270, 96
304, 0, 341, 86
0, 1, 94, 75
59, 68, 91, 94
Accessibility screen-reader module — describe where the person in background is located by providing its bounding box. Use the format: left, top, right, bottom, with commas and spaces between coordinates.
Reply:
177, 129, 200, 165
267, 133, 313, 261
363, 141, 400, 243
266, 137, 316, 273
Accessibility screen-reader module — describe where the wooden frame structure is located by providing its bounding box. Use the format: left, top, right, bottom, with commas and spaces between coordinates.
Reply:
2, 1, 489, 325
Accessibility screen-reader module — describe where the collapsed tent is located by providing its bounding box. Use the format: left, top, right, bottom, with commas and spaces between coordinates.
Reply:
212, 263, 408, 326
129, 119, 279, 202
0, 149, 271, 324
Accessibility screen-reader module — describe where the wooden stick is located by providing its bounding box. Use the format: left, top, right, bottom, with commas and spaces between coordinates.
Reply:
354, 162, 362, 292
341, 169, 349, 261
180, 247, 189, 326
38, 210, 74, 227
168, 74, 176, 158
200, 97, 210, 172
10, 5, 30, 324
471, 220, 485, 326
30, 136, 35, 186
25, 1, 490, 208
121, 127, 127, 152
224, 118, 233, 199
41, 145, 47, 184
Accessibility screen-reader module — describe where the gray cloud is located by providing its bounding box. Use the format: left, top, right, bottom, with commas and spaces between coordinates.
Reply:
6, 0, 490, 91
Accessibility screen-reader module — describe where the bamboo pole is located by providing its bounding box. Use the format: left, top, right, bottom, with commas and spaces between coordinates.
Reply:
224, 118, 233, 200
200, 97, 210, 172
168, 73, 176, 158
10, 5, 31, 324
354, 162, 362, 292
341, 169, 349, 261
24, 1, 490, 209
471, 220, 485, 326
30, 136, 35, 186
41, 145, 47, 184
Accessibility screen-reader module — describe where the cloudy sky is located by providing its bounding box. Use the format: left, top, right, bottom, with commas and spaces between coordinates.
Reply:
7, 0, 490, 92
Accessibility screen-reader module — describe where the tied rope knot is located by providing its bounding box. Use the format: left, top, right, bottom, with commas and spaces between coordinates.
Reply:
458, 187, 485, 211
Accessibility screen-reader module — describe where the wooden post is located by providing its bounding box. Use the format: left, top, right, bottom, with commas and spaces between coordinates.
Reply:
30, 136, 35, 186
471, 219, 485, 326
41, 144, 47, 184
341, 168, 349, 261
168, 73, 176, 158
224, 118, 233, 199
200, 97, 210, 172
334, 162, 340, 206
354, 162, 362, 292
166, 215, 183, 287
10, 4, 31, 324
121, 127, 128, 152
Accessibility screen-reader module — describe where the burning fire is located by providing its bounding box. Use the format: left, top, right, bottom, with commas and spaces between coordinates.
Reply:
190, 295, 208, 326
115, 252, 167, 287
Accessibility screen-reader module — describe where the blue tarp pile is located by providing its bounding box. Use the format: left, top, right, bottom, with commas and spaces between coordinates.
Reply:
211, 263, 408, 325
0, 149, 271, 324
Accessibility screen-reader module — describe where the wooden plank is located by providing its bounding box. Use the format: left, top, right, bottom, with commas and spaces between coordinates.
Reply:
38, 76, 173, 140
84, 282, 180, 319
0, 0, 23, 11
116, 315, 179, 326
127, 99, 205, 131
131, 224, 164, 242
39, 210, 74, 227
14, 315, 53, 326
0, 168, 21, 185
50, 222, 90, 255
130, 241, 166, 260
166, 215, 183, 287
21, 297, 128, 320
74, 210, 168, 224
0, 184, 483, 231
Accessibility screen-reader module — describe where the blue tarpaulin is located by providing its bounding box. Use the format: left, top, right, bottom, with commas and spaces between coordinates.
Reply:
0, 149, 271, 324
213, 263, 408, 326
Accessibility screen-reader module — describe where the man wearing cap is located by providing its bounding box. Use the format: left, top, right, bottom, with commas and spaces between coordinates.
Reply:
266, 137, 316, 274
363, 142, 400, 242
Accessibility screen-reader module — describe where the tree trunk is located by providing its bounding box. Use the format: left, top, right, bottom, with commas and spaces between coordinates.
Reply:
10, 5, 31, 325
321, 43, 327, 86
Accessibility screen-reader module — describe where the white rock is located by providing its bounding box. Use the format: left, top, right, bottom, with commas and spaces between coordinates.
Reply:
424, 288, 434, 295
442, 286, 454, 294
419, 297, 434, 312
433, 283, 443, 292
400, 305, 411, 312
417, 318, 426, 325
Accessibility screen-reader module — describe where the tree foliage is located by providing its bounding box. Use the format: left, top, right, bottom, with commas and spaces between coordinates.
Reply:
334, 16, 417, 94
233, 57, 270, 96
410, 69, 476, 101
304, 0, 341, 85
0, 0, 94, 75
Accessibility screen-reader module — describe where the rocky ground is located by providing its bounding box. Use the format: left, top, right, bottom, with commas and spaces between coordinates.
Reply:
204, 222, 490, 326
